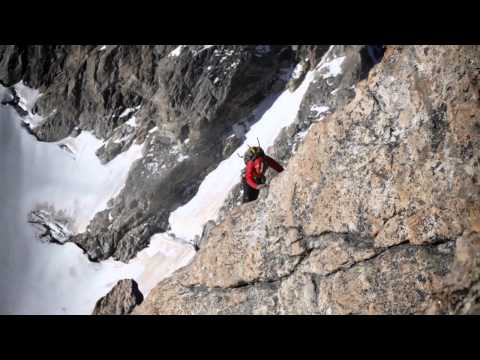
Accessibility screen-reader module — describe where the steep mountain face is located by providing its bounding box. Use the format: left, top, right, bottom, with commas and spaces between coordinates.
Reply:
1, 45, 327, 263
217, 45, 376, 221
134, 45, 480, 314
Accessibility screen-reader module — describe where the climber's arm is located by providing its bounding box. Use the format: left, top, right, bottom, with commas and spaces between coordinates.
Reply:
265, 156, 284, 172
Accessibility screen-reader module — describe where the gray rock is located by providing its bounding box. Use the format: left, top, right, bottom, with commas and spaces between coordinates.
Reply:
92, 279, 144, 315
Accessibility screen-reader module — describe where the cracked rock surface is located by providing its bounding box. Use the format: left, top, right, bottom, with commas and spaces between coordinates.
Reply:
134, 45, 480, 314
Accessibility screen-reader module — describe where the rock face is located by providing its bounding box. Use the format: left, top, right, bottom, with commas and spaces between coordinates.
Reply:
0, 45, 304, 262
92, 279, 143, 315
134, 45, 480, 314
217, 45, 376, 221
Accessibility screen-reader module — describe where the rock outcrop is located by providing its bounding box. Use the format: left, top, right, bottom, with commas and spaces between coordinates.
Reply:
134, 45, 480, 314
92, 279, 143, 315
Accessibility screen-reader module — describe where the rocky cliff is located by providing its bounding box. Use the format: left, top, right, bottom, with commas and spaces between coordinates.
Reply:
3, 45, 478, 315
133, 45, 480, 315
1, 45, 327, 262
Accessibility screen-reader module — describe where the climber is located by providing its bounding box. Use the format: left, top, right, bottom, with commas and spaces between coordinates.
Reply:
241, 145, 284, 203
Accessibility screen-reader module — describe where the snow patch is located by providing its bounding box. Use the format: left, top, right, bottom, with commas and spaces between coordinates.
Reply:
148, 126, 159, 134
99, 46, 107, 51
133, 233, 195, 296
119, 105, 141, 119
168, 45, 185, 57
177, 153, 189, 162
125, 116, 138, 128
310, 105, 330, 117
14, 81, 41, 112
13, 81, 44, 128
317, 56, 346, 79
53, 131, 144, 233
291, 63, 305, 80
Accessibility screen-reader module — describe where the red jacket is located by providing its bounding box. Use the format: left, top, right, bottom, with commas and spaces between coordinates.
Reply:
245, 156, 284, 190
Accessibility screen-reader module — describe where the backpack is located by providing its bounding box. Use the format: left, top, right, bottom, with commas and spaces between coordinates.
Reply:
241, 146, 266, 181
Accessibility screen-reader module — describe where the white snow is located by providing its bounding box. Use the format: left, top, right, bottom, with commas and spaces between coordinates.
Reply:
295, 129, 309, 141
119, 105, 141, 119
177, 153, 189, 162
125, 116, 138, 127
0, 95, 194, 314
13, 81, 44, 128
133, 233, 195, 296
317, 56, 346, 79
291, 63, 305, 80
168, 69, 316, 241
49, 131, 144, 233
99, 46, 107, 51
310, 105, 330, 117
148, 126, 159, 134
14, 81, 41, 112
168, 45, 185, 57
